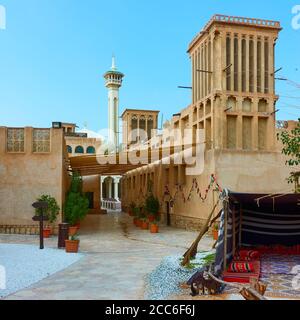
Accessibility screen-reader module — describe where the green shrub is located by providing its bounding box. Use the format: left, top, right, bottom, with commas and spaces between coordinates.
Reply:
64, 172, 89, 225
35, 194, 60, 224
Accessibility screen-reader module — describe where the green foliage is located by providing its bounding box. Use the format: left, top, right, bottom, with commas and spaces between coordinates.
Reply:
277, 119, 300, 192
35, 194, 60, 224
70, 234, 79, 241
145, 194, 160, 222
64, 172, 89, 225
145, 194, 160, 215
133, 205, 147, 221
180, 252, 216, 270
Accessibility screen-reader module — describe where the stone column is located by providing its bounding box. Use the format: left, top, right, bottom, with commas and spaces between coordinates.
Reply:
108, 178, 112, 199
114, 177, 121, 201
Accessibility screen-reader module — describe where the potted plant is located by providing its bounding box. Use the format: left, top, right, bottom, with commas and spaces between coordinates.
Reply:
139, 206, 149, 230
65, 234, 80, 253
212, 223, 219, 241
133, 206, 140, 226
35, 194, 60, 238
150, 214, 160, 233
64, 172, 89, 235
145, 194, 160, 233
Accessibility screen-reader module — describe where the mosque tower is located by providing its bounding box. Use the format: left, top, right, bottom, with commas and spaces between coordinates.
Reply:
103, 56, 124, 150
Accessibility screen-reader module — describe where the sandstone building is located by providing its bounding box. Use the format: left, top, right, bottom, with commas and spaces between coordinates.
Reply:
121, 15, 299, 230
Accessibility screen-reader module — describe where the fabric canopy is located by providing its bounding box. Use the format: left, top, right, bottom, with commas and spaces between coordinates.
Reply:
214, 190, 300, 274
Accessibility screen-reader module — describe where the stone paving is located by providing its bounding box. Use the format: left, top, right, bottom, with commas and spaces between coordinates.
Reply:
0, 212, 213, 300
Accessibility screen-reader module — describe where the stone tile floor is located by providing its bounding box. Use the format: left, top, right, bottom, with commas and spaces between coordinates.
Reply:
0, 212, 213, 300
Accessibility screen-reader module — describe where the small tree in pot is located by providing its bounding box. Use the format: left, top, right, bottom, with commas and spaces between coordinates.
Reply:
64, 172, 89, 236
145, 194, 160, 233
35, 194, 60, 238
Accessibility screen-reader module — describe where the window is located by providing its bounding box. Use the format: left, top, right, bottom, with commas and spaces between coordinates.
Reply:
33, 129, 50, 153
67, 145, 72, 153
75, 146, 84, 154
86, 146, 96, 154
7, 128, 24, 153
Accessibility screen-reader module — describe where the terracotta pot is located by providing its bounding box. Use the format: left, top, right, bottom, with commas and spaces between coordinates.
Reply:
43, 228, 51, 238
150, 223, 159, 234
141, 221, 149, 230
65, 240, 80, 253
136, 219, 142, 228
213, 229, 219, 241
69, 226, 78, 236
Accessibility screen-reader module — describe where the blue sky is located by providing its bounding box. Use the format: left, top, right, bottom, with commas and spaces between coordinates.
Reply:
0, 0, 299, 132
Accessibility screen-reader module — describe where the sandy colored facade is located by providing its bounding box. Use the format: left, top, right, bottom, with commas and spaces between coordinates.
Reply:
0, 126, 69, 233
122, 15, 300, 230
122, 109, 159, 150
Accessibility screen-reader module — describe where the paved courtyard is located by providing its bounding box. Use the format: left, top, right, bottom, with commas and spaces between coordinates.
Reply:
0, 212, 213, 300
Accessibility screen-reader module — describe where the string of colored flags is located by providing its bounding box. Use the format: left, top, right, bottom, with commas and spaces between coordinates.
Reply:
163, 174, 223, 206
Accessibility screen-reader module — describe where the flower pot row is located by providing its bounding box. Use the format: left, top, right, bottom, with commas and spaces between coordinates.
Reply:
133, 218, 159, 233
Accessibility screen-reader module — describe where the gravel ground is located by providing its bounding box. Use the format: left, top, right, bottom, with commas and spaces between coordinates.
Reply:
0, 244, 83, 299
144, 251, 215, 300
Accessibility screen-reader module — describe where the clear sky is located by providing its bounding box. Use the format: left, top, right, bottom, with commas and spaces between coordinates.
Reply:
0, 0, 299, 132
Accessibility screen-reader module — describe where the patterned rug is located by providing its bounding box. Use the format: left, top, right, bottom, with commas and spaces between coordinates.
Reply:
261, 254, 300, 275
224, 254, 300, 298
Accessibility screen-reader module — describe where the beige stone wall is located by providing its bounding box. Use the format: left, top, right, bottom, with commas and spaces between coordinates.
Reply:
0, 126, 69, 226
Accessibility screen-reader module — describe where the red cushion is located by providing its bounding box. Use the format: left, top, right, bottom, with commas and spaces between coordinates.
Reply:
235, 250, 260, 261
228, 262, 255, 273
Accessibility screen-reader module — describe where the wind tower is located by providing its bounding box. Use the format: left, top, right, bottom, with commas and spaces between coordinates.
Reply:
104, 56, 124, 150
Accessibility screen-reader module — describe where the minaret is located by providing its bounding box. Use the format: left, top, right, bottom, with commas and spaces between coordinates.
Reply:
104, 56, 124, 150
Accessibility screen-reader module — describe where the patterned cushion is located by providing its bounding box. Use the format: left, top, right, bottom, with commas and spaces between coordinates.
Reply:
228, 262, 255, 273
235, 250, 260, 261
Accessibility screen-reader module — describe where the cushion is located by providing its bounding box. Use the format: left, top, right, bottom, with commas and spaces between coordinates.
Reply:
235, 250, 260, 261
228, 262, 255, 273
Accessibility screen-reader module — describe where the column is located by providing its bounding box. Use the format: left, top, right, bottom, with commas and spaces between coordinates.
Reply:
114, 177, 121, 201
230, 34, 234, 91
108, 178, 112, 199
238, 35, 242, 92
245, 36, 250, 92
253, 37, 257, 93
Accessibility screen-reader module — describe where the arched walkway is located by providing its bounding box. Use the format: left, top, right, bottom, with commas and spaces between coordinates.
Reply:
101, 176, 122, 211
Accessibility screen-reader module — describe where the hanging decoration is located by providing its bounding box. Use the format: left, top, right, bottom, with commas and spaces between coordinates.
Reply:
163, 174, 223, 207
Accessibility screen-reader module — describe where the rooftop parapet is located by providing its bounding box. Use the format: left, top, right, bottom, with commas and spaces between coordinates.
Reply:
188, 14, 281, 52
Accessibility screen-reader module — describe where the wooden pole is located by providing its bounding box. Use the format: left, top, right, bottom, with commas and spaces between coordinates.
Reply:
223, 198, 228, 272
182, 200, 220, 266
239, 204, 243, 248
232, 207, 236, 257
